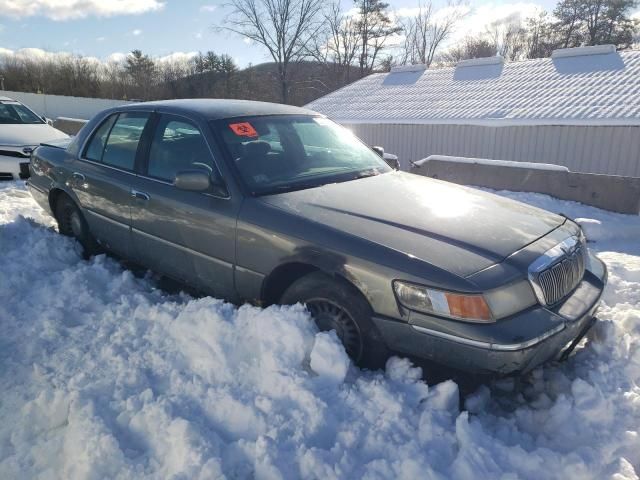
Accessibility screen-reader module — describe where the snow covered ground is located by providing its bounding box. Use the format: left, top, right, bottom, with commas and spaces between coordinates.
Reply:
1, 180, 639, 480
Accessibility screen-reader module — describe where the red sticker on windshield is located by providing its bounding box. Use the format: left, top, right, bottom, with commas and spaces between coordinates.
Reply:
229, 122, 258, 137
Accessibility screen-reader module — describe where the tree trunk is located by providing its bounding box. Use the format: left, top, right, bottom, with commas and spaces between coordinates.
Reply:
280, 67, 288, 104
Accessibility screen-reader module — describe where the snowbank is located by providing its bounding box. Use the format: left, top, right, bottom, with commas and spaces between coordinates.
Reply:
1, 182, 639, 479
494, 189, 640, 252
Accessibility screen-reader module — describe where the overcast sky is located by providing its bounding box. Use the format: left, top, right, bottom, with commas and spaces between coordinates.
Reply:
0, 0, 584, 67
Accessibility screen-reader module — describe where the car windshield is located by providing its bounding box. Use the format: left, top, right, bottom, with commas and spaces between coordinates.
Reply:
0, 101, 44, 125
213, 115, 391, 195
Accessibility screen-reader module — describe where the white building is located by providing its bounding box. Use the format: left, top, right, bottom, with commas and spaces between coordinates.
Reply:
306, 45, 640, 177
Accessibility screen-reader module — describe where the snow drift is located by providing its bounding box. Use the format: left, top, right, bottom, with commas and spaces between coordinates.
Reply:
1, 182, 639, 479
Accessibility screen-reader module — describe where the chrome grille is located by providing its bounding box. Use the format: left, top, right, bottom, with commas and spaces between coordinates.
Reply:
537, 246, 586, 305
19, 162, 30, 179
528, 234, 587, 306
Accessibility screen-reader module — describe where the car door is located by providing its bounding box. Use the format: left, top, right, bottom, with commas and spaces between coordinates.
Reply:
129, 113, 240, 300
73, 111, 152, 257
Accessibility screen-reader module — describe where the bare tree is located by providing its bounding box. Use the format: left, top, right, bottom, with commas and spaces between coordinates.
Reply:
440, 36, 497, 64
440, 7, 563, 64
222, 0, 325, 103
102, 59, 128, 99
485, 13, 528, 61
400, 0, 466, 67
309, 2, 361, 84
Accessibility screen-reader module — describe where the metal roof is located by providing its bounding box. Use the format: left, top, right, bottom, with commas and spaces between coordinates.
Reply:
305, 48, 640, 126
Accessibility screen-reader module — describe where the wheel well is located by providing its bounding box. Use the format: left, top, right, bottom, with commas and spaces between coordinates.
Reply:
261, 263, 320, 306
261, 262, 374, 309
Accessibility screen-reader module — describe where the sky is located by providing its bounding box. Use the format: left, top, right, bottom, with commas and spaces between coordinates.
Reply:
0, 0, 582, 67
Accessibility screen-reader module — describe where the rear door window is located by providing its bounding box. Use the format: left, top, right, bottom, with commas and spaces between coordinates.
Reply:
147, 115, 214, 182
102, 113, 150, 170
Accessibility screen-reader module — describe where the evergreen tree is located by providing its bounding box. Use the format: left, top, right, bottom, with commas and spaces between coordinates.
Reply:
553, 0, 638, 49
354, 0, 402, 75
124, 50, 156, 99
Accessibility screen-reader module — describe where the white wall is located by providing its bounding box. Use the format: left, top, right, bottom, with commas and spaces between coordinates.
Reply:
346, 123, 640, 177
0, 90, 132, 120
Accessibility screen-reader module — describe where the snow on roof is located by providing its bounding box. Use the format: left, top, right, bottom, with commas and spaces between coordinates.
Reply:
306, 47, 640, 126
456, 55, 505, 67
390, 63, 428, 73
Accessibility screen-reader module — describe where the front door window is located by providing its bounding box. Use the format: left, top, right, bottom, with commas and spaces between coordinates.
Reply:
147, 116, 214, 182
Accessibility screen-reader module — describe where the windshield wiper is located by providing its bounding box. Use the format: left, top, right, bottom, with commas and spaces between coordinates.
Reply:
254, 169, 383, 196
352, 169, 381, 179
255, 182, 326, 196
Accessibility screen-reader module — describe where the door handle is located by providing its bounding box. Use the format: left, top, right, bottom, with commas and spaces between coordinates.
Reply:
131, 190, 150, 201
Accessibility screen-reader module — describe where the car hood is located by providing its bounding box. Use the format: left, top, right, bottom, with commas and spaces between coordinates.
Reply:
259, 172, 564, 277
0, 124, 69, 146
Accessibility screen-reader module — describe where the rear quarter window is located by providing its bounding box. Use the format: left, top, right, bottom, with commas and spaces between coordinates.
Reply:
83, 112, 150, 170
84, 114, 117, 161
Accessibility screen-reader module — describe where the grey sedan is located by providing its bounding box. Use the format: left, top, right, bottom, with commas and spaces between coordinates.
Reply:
27, 99, 607, 374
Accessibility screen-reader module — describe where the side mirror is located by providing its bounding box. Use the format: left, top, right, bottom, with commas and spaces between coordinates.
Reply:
174, 170, 211, 192
372, 146, 384, 157
42, 116, 54, 126
383, 152, 400, 170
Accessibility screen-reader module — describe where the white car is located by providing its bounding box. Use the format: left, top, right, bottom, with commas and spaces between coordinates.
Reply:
0, 96, 68, 180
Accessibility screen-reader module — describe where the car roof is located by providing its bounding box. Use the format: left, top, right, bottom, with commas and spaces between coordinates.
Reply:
116, 99, 320, 121
0, 96, 16, 102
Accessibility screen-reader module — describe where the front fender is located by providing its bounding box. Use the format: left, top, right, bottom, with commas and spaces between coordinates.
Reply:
235, 199, 475, 319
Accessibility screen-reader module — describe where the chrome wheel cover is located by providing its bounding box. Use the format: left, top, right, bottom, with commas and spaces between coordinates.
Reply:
306, 299, 363, 360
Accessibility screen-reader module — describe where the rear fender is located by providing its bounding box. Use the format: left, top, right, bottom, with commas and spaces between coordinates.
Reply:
30, 145, 80, 213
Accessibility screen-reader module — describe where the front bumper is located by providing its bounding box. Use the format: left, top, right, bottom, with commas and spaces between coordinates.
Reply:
372, 260, 606, 375
0, 155, 30, 180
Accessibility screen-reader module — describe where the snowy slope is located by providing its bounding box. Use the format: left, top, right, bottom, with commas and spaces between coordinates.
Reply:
1, 181, 639, 480
305, 50, 640, 126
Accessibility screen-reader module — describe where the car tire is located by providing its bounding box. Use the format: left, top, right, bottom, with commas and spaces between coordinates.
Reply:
280, 271, 390, 369
55, 195, 99, 258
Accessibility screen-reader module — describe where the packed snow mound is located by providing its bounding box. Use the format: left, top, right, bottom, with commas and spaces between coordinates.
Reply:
495, 189, 640, 250
1, 182, 639, 479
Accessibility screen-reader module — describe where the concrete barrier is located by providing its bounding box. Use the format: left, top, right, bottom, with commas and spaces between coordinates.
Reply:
412, 155, 640, 214
53, 117, 88, 135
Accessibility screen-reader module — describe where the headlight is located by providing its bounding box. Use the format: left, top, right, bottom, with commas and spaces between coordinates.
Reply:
484, 279, 537, 318
393, 281, 494, 323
